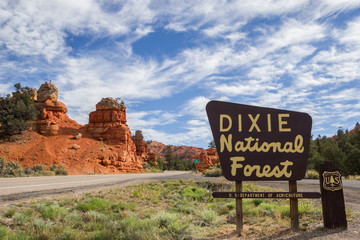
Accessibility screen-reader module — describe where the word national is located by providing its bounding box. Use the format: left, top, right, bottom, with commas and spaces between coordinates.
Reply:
219, 134, 304, 153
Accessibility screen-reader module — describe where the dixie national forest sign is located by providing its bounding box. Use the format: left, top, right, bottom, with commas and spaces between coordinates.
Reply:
206, 101, 312, 181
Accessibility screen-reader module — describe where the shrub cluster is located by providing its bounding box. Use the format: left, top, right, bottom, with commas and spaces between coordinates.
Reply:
50, 164, 68, 175
0, 157, 68, 177
0, 157, 24, 177
202, 163, 223, 177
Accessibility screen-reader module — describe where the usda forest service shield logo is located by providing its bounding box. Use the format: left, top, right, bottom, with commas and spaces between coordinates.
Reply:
323, 171, 342, 191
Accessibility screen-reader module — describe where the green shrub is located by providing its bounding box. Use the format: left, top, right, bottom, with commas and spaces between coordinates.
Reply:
305, 170, 319, 179
200, 209, 218, 226
253, 198, 265, 206
24, 166, 34, 175
76, 197, 113, 212
0, 157, 25, 177
182, 186, 207, 201
35, 203, 68, 221
32, 164, 46, 173
50, 164, 68, 175
202, 163, 223, 177
174, 200, 195, 214
4, 209, 16, 218
278, 205, 290, 218
154, 211, 191, 238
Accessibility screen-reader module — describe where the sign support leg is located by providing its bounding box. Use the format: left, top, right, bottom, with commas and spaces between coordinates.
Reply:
289, 180, 299, 231
235, 181, 243, 235
319, 161, 347, 229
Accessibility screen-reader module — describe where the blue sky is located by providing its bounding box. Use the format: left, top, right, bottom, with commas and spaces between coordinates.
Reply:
1, 0, 360, 148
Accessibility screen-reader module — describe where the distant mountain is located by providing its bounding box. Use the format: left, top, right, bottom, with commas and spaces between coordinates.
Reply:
147, 141, 203, 161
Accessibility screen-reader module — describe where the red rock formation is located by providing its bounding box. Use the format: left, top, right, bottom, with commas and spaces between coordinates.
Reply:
87, 97, 128, 141
86, 97, 147, 172
34, 81, 81, 136
148, 141, 203, 161
132, 130, 147, 155
196, 148, 220, 172
0, 81, 153, 174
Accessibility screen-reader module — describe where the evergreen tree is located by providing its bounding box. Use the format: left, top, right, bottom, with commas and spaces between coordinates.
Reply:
164, 145, 175, 170
208, 140, 216, 148
0, 83, 37, 139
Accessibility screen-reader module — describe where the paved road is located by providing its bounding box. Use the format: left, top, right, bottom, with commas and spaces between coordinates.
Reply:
0, 172, 359, 203
0, 171, 205, 202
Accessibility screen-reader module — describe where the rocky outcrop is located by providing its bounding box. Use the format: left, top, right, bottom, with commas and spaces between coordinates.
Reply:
148, 141, 203, 161
133, 130, 147, 156
87, 97, 128, 141
196, 148, 220, 172
37, 80, 58, 101
34, 81, 80, 136
86, 98, 149, 172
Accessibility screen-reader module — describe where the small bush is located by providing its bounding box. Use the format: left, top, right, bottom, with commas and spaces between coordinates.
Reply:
50, 164, 68, 175
200, 209, 218, 226
182, 186, 207, 201
4, 209, 16, 218
305, 170, 319, 179
0, 157, 25, 177
202, 163, 223, 177
35, 203, 68, 222
76, 197, 113, 212
32, 164, 46, 174
253, 198, 264, 206
24, 167, 34, 175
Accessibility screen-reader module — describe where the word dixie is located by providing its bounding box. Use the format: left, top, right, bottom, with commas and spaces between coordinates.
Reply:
220, 113, 292, 133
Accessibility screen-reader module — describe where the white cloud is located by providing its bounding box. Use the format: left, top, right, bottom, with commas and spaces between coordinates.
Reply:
1, 0, 360, 146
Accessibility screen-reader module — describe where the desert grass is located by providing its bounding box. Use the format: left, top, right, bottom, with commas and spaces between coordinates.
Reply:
0, 179, 353, 239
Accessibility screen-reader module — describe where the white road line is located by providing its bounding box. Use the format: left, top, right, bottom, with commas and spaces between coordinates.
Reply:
0, 178, 118, 190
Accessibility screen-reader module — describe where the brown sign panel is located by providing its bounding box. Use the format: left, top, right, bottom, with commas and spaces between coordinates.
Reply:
206, 101, 312, 181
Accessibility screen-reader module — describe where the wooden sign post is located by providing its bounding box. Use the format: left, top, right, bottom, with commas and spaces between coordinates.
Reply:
235, 181, 243, 232
289, 180, 299, 230
319, 161, 347, 229
206, 101, 316, 234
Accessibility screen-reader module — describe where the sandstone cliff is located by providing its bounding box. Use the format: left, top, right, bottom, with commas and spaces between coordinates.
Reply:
148, 141, 203, 161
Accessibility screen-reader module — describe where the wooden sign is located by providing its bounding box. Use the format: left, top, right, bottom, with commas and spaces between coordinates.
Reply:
319, 162, 347, 229
206, 101, 312, 181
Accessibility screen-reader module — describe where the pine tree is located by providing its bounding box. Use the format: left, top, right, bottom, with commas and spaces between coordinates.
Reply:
0, 83, 37, 139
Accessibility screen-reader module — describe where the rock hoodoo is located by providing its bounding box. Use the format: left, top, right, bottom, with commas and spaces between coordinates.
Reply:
37, 80, 58, 101
34, 81, 80, 136
87, 97, 128, 141
86, 97, 149, 172
196, 148, 220, 172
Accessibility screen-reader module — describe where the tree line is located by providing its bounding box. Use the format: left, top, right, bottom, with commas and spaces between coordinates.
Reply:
307, 124, 360, 176
156, 145, 197, 171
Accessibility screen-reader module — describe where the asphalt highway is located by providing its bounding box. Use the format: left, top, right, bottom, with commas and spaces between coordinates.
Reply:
0, 171, 359, 203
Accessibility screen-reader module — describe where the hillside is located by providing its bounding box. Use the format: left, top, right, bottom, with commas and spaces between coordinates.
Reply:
147, 141, 203, 161
0, 82, 154, 175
